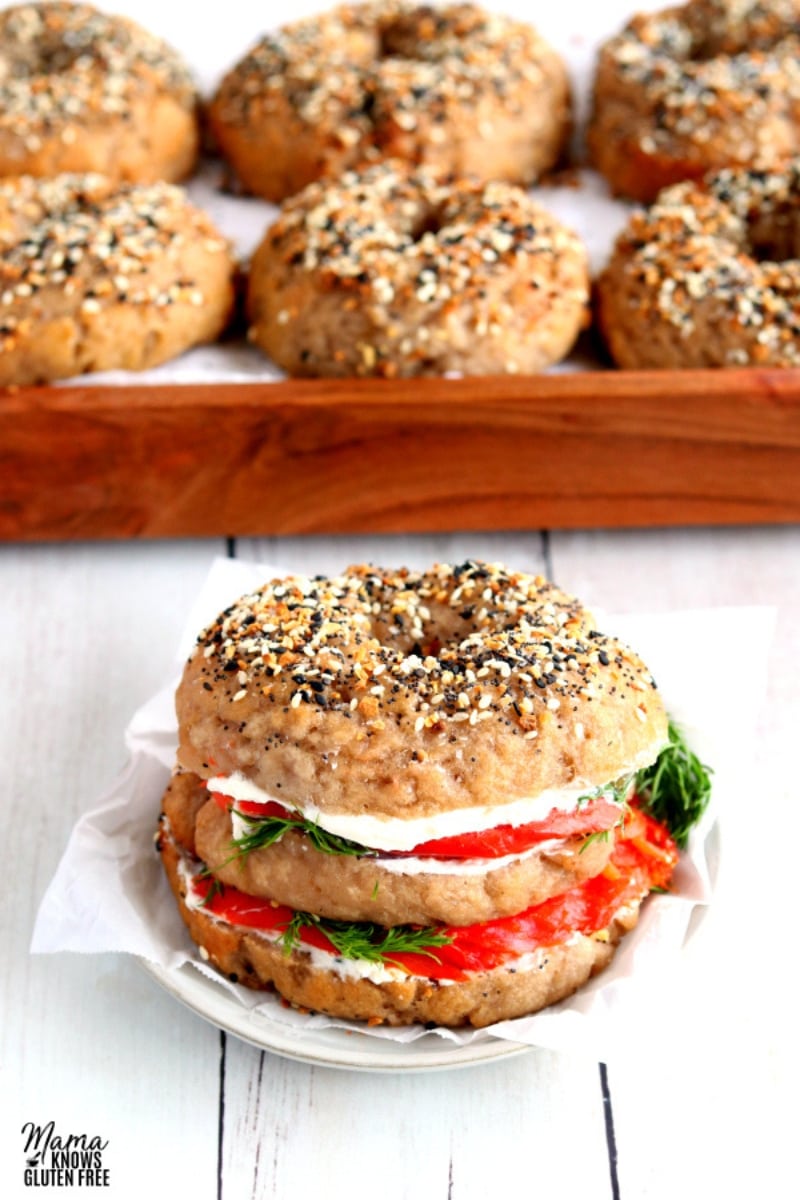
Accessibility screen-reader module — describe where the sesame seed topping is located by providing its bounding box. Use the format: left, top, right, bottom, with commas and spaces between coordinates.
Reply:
601, 158, 800, 366
0, 2, 195, 137
188, 561, 660, 743
598, 0, 800, 161
256, 158, 586, 375
214, 0, 559, 154
0, 173, 228, 332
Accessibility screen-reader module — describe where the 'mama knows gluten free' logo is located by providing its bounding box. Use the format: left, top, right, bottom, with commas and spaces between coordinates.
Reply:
22, 1121, 110, 1188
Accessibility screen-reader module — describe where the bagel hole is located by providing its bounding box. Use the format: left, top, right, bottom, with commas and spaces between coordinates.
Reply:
408, 208, 446, 241
688, 32, 767, 60
18, 37, 92, 77
746, 208, 800, 262
39, 48, 84, 74
685, 5, 792, 61
370, 603, 523, 662
378, 8, 445, 60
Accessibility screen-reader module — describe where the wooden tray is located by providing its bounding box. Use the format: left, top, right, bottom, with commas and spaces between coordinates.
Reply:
3, 368, 800, 540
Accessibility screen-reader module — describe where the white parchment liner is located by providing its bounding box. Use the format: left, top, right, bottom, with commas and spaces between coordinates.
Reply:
31, 558, 773, 1059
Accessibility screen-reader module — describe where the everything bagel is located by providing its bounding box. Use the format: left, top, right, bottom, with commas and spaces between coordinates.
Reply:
0, 173, 235, 385
596, 160, 800, 368
175, 561, 666, 817
588, 0, 800, 203
156, 561, 687, 1028
0, 2, 199, 183
246, 161, 589, 377
208, 1, 571, 202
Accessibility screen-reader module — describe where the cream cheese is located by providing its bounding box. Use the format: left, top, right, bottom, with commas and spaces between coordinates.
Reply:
206, 736, 662, 853
228, 801, 567, 874
209, 770, 592, 851
371, 839, 565, 876
177, 854, 206, 912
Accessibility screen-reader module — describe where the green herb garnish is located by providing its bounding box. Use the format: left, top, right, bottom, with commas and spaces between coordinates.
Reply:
578, 773, 635, 810
634, 719, 712, 848
279, 911, 453, 966
577, 775, 633, 853
198, 871, 224, 907
231, 809, 374, 861
579, 828, 613, 853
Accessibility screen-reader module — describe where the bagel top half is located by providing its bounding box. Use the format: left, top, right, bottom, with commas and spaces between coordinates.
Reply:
176, 562, 667, 836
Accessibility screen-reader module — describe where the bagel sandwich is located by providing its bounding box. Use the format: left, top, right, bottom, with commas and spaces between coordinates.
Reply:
156, 562, 710, 1028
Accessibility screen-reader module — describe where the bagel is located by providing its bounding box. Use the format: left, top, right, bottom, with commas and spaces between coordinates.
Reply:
0, 173, 236, 386
0, 2, 199, 183
176, 562, 666, 815
588, 0, 800, 203
158, 824, 644, 1029
246, 161, 589, 377
159, 561, 682, 1029
595, 160, 800, 368
208, 1, 571, 203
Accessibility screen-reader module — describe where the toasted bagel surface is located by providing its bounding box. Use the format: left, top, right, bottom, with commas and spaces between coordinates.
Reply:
176, 561, 667, 820
0, 2, 198, 183
588, 0, 800, 202
0, 173, 235, 385
209, 1, 570, 202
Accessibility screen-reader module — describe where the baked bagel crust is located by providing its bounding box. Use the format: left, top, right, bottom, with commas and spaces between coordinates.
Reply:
176, 562, 667, 820
159, 827, 641, 1029
246, 161, 589, 377
588, 0, 800, 203
0, 174, 235, 386
208, 1, 571, 203
0, 3, 198, 183
596, 161, 800, 368
163, 771, 615, 927
161, 770, 207, 857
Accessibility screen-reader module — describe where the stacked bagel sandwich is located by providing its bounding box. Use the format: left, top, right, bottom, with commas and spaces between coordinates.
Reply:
157, 561, 685, 1029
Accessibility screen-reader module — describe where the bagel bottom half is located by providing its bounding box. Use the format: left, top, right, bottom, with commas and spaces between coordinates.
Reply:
157, 822, 644, 1029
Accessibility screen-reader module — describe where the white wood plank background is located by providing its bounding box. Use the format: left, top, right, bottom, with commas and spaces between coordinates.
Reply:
551, 526, 800, 1200
0, 542, 227, 1196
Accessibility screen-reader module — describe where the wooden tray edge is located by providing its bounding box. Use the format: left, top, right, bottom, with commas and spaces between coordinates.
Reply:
3, 369, 800, 540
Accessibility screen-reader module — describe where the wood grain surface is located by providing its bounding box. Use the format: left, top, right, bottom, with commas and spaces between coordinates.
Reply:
3, 368, 800, 541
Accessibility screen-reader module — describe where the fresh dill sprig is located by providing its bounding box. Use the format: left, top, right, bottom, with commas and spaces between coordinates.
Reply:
607, 774, 636, 806
577, 773, 635, 810
230, 809, 375, 860
279, 911, 453, 966
634, 719, 712, 848
576, 774, 633, 853
578, 828, 612, 854
197, 871, 224, 907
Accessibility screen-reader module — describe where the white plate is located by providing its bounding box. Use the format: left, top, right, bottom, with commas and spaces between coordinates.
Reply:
139, 959, 534, 1073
